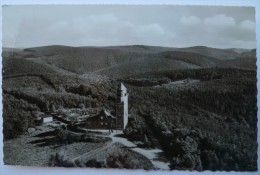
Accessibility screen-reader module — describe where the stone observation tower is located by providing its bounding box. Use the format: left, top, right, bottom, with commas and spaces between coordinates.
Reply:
116, 82, 128, 129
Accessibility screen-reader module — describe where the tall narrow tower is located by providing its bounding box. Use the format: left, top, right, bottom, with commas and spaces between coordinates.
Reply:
116, 83, 128, 130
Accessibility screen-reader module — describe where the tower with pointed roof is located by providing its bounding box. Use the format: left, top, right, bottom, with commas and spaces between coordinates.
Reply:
116, 82, 128, 129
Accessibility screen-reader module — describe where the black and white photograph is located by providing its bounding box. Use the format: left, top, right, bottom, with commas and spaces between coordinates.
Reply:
1, 3, 258, 172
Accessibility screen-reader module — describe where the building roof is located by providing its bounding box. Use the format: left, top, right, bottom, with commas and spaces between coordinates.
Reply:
85, 109, 116, 121
100, 109, 116, 118
40, 114, 53, 118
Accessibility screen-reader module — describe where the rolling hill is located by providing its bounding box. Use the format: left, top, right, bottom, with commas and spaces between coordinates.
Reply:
2, 44, 257, 171
173, 46, 241, 60
3, 45, 256, 79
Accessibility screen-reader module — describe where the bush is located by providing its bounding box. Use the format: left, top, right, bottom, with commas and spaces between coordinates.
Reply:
49, 153, 76, 167
85, 159, 105, 168
106, 152, 141, 169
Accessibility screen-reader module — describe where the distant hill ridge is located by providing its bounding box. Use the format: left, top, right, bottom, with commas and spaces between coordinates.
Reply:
2, 45, 256, 78
21, 45, 254, 60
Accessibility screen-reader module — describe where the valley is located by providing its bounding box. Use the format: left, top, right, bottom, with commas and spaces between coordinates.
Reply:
2, 45, 257, 171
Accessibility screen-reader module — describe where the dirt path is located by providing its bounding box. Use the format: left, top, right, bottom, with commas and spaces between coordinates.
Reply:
109, 132, 170, 170
72, 129, 170, 170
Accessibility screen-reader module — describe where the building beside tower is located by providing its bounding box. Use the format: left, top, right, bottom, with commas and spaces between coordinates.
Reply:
84, 82, 129, 130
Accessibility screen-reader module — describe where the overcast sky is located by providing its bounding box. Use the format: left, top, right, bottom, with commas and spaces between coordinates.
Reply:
2, 5, 256, 49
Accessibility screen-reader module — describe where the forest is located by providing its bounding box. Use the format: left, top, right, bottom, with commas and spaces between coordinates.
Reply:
2, 45, 257, 171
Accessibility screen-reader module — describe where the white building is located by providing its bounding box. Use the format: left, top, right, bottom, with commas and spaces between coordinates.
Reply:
41, 114, 53, 123
116, 83, 128, 129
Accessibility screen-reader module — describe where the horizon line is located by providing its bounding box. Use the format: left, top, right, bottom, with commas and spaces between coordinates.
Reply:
1, 44, 256, 50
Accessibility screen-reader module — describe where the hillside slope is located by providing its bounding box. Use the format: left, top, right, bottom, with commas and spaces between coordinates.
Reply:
174, 46, 241, 60
2, 45, 257, 171
3, 45, 255, 79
